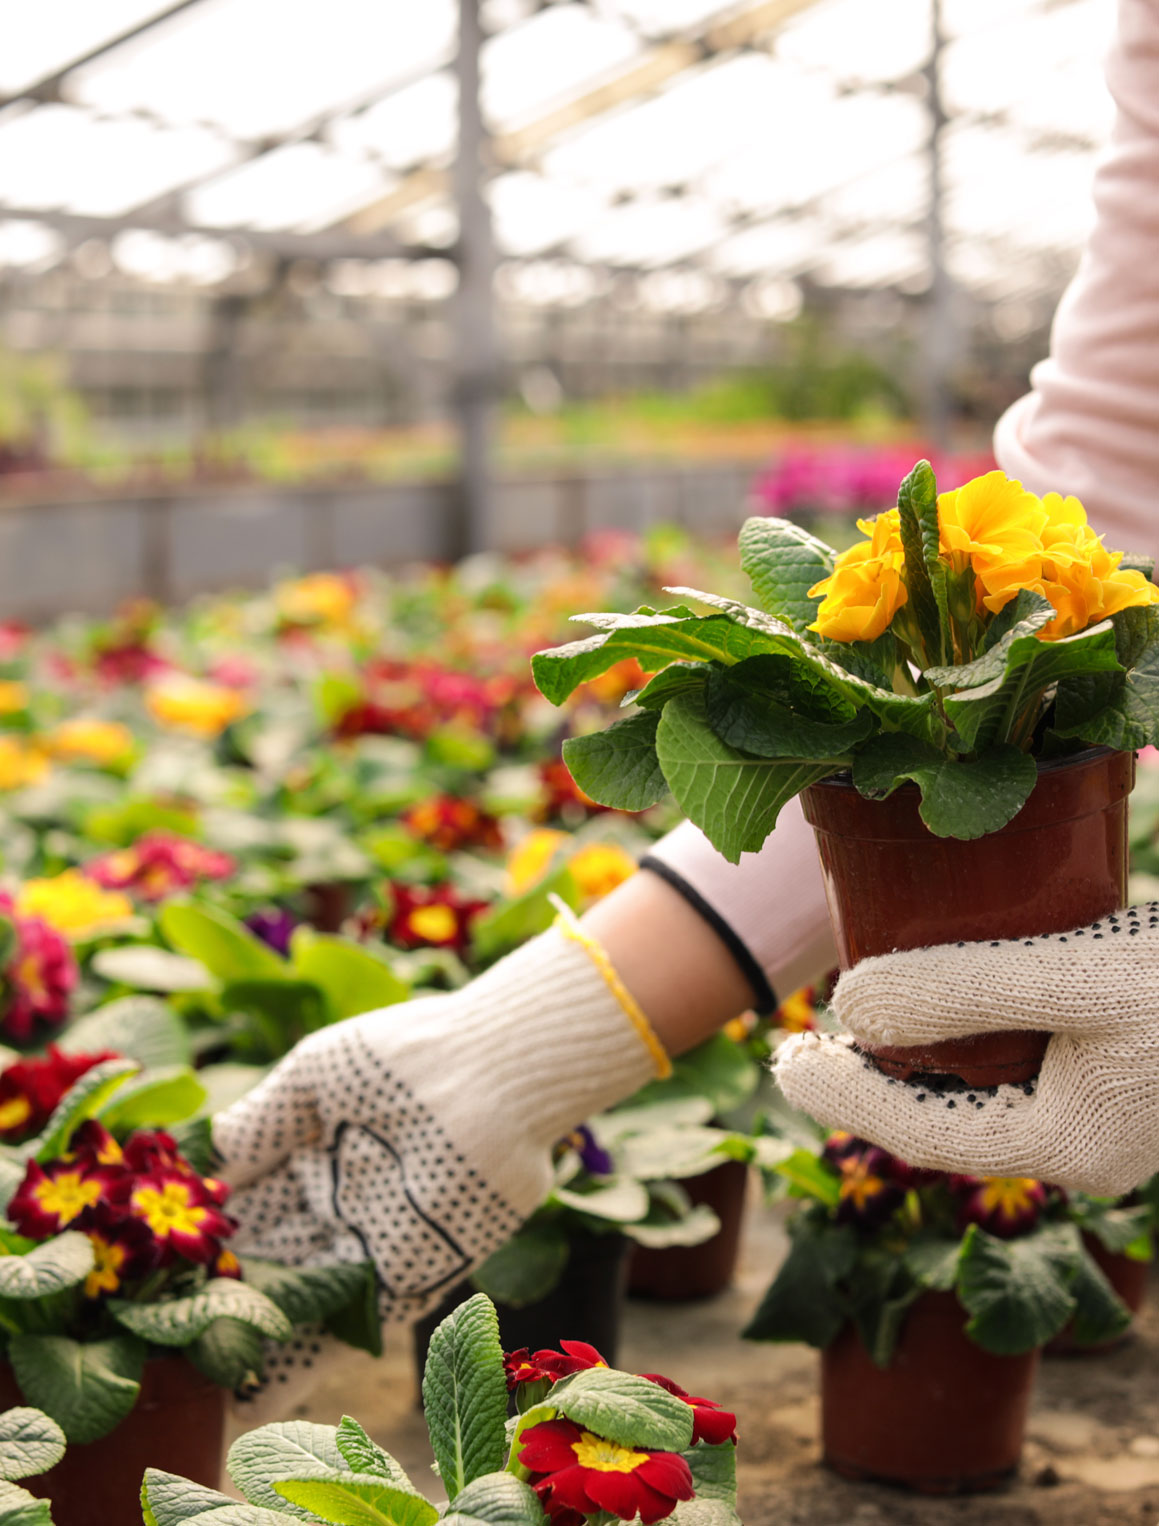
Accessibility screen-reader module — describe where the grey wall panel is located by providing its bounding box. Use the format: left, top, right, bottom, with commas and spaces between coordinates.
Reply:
0, 501, 145, 620
332, 486, 453, 567
166, 493, 312, 602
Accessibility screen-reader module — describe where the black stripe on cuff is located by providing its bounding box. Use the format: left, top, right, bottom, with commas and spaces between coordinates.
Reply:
639, 855, 778, 1018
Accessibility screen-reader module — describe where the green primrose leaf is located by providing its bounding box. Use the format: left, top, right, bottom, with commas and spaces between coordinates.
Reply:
0, 1407, 66, 1482
703, 656, 874, 759
896, 460, 948, 665
187, 1316, 266, 1391
8, 1332, 145, 1444
957, 1222, 1080, 1354
626, 663, 710, 710
926, 591, 1056, 689
34, 1057, 140, 1162
421, 1293, 508, 1502
470, 1221, 570, 1309
110, 1279, 292, 1346
682, 1442, 737, 1504
289, 933, 410, 1021
141, 1468, 243, 1526
853, 734, 1037, 839
742, 1216, 857, 1347
439, 1473, 546, 1526
0, 1480, 55, 1525
242, 1259, 380, 1342
160, 902, 288, 982
98, 1067, 207, 1131
903, 1235, 964, 1292
1068, 1245, 1132, 1348
0, 1232, 93, 1300
470, 864, 579, 966
274, 1479, 438, 1526
226, 1421, 347, 1517
774, 1149, 841, 1208
335, 1418, 416, 1493
561, 711, 667, 810
547, 1369, 693, 1451
60, 995, 193, 1067
91, 944, 217, 995
738, 516, 836, 632
1054, 604, 1159, 750
656, 691, 837, 862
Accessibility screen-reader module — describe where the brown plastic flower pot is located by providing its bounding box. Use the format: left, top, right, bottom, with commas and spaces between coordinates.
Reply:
821, 1290, 1039, 1493
628, 1158, 750, 1301
0, 1355, 227, 1526
1046, 1232, 1152, 1355
801, 747, 1134, 1087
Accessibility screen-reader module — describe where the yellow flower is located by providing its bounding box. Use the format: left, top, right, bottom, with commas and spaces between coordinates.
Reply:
408, 904, 460, 944
131, 1180, 209, 1240
16, 871, 134, 939
808, 509, 908, 643
0, 681, 28, 715
277, 573, 357, 629
32, 1169, 101, 1227
568, 842, 637, 901
84, 1234, 129, 1299
1033, 492, 1159, 639
146, 675, 249, 737
0, 736, 50, 791
49, 718, 135, 766
506, 829, 568, 895
937, 470, 1047, 615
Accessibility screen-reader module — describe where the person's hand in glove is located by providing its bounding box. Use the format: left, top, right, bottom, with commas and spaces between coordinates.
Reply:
776, 902, 1159, 1197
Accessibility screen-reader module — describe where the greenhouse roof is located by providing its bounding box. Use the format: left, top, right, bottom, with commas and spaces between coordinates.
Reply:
0, 0, 1116, 309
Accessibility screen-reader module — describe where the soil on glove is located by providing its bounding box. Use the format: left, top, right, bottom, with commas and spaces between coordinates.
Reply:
251, 1195, 1159, 1524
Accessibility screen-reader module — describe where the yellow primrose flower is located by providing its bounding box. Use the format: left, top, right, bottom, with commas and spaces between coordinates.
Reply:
49, 718, 135, 766
1027, 491, 1159, 638
937, 470, 1047, 615
0, 681, 28, 714
146, 675, 249, 737
16, 871, 134, 939
808, 509, 908, 643
506, 829, 568, 895
277, 573, 357, 628
568, 842, 637, 901
0, 736, 50, 791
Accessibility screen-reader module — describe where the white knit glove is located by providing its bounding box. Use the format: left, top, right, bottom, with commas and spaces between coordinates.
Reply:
214, 917, 667, 1326
776, 903, 1159, 1197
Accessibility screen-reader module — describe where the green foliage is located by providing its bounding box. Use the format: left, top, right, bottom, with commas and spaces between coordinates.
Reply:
548, 1368, 694, 1452
852, 736, 1038, 840
738, 517, 834, 633
421, 1293, 509, 1503
0, 1232, 92, 1301
470, 1222, 571, 1308
161, 902, 287, 982
0, 1407, 66, 1482
956, 1223, 1080, 1354
0, 1480, 56, 1525
8, 1332, 145, 1443
35, 1058, 139, 1162
742, 1214, 857, 1348
561, 713, 667, 811
110, 1279, 293, 1346
274, 1479, 438, 1526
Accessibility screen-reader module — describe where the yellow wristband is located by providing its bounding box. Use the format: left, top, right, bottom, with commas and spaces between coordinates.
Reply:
551, 900, 673, 1081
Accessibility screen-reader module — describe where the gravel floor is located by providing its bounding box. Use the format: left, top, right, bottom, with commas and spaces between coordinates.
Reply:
232, 1187, 1159, 1524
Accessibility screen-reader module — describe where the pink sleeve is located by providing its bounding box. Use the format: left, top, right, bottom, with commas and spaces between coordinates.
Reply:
641, 798, 837, 1013
993, 0, 1159, 558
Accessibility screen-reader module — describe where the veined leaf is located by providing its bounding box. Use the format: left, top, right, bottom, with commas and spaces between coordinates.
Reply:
549, 1368, 693, 1451
242, 1259, 379, 1334
421, 1294, 508, 1502
99, 1067, 207, 1131
957, 1222, 1079, 1354
110, 1279, 292, 1346
0, 1232, 93, 1300
897, 460, 948, 665
655, 691, 837, 862
626, 663, 709, 710
742, 1216, 856, 1347
34, 1058, 139, 1162
439, 1473, 545, 1526
562, 712, 666, 811
60, 995, 192, 1067
704, 656, 874, 759
141, 1468, 241, 1526
925, 591, 1055, 689
470, 1221, 569, 1309
91, 945, 216, 995
0, 1480, 54, 1525
227, 1421, 347, 1518
853, 735, 1037, 840
274, 1479, 437, 1526
1054, 604, 1159, 750
683, 1441, 737, 1504
289, 934, 409, 1022
187, 1317, 265, 1392
0, 1407, 66, 1482
335, 1418, 416, 1494
8, 1332, 145, 1443
738, 516, 835, 631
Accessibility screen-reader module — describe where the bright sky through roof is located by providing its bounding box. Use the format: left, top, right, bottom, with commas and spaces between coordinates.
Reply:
0, 0, 1118, 302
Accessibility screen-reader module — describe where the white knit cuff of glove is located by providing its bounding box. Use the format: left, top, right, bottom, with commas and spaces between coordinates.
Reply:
776, 903, 1159, 1196
642, 798, 837, 1013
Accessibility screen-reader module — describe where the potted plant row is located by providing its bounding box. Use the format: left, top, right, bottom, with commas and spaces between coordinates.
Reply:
0, 1046, 379, 1526
743, 1132, 1135, 1492
7, 1293, 743, 1526
534, 463, 1159, 1086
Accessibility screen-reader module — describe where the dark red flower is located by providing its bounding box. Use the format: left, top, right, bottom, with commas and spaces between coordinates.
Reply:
503, 1349, 555, 1390
0, 900, 79, 1043
82, 1205, 155, 1299
402, 795, 503, 853
504, 1339, 609, 1392
638, 1374, 737, 1446
0, 1048, 117, 1142
65, 1119, 125, 1168
831, 1142, 905, 1230
949, 1175, 1047, 1239
520, 1418, 693, 1525
384, 883, 488, 953
7, 1155, 120, 1238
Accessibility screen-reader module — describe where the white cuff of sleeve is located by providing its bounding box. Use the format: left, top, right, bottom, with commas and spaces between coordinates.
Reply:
641, 798, 837, 1012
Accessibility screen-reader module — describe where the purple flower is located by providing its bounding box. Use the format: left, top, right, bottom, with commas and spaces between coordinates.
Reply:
245, 909, 298, 957
562, 1125, 614, 1177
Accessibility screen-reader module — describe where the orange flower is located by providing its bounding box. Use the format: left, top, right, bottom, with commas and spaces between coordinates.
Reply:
808, 510, 908, 643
